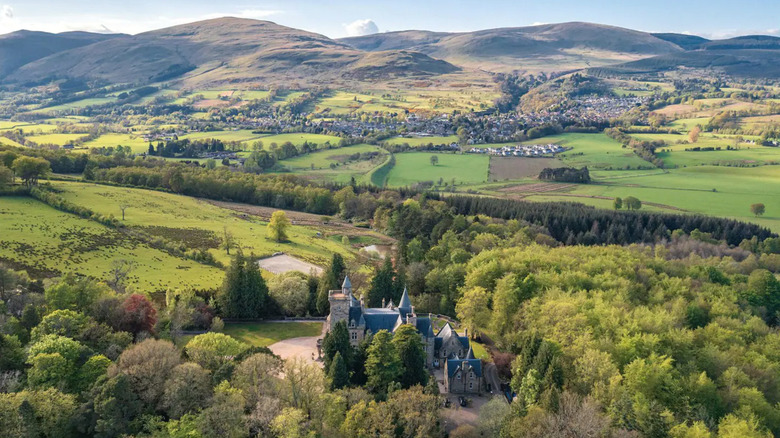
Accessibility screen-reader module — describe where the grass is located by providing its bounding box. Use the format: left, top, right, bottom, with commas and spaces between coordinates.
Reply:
523, 133, 653, 170
51, 181, 362, 266
386, 152, 489, 187
520, 166, 780, 232
270, 143, 389, 185
26, 133, 89, 146
222, 322, 323, 347
248, 133, 342, 147
383, 135, 459, 147
182, 129, 266, 143
82, 134, 152, 153
0, 196, 223, 291
281, 144, 386, 170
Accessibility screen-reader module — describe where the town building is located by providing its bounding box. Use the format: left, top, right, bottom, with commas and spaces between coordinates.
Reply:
444, 346, 484, 394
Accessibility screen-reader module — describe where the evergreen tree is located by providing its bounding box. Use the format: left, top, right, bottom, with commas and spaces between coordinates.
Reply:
367, 258, 395, 308
322, 320, 352, 372
218, 251, 268, 318
316, 253, 347, 315
328, 352, 349, 390
392, 324, 428, 388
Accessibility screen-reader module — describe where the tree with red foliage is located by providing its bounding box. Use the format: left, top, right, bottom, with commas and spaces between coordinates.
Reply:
120, 294, 157, 336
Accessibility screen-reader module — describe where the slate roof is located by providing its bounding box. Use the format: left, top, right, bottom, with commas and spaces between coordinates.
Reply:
398, 287, 412, 309
446, 358, 483, 378
363, 308, 405, 333
342, 276, 352, 290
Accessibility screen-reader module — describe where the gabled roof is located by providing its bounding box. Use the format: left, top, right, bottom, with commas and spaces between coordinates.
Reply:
436, 322, 456, 339
398, 287, 412, 310
446, 358, 483, 378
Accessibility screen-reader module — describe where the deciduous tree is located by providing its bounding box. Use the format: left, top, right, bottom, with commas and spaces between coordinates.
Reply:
268, 210, 291, 242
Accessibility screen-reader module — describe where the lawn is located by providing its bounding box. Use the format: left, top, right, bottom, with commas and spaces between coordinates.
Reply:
523, 133, 652, 170
51, 181, 361, 266
386, 152, 489, 187
223, 322, 323, 347
0, 196, 224, 291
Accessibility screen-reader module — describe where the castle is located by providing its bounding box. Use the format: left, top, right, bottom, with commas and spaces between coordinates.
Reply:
327, 276, 484, 393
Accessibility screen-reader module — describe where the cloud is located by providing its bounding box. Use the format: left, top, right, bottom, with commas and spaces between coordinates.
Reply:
1, 5, 13, 20
344, 19, 378, 37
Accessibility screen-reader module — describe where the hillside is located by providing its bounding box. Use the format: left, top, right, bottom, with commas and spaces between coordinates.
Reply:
651, 33, 710, 50
0, 30, 121, 76
589, 48, 780, 78
3, 18, 458, 88
340, 22, 683, 73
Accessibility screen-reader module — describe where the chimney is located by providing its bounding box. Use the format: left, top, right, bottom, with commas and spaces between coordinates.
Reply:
382, 298, 386, 307
464, 328, 468, 338
410, 305, 415, 316
360, 295, 364, 308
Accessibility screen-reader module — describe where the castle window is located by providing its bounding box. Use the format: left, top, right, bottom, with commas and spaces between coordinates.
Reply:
469, 381, 473, 390
469, 372, 474, 379
456, 371, 461, 379
351, 332, 357, 340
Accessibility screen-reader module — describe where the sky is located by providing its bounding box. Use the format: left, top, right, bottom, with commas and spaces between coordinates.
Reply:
0, 0, 778, 39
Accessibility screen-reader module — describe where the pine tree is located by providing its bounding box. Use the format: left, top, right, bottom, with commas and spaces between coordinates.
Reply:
367, 258, 395, 308
322, 320, 352, 372
329, 352, 349, 390
218, 251, 246, 318
218, 251, 268, 318
242, 258, 268, 318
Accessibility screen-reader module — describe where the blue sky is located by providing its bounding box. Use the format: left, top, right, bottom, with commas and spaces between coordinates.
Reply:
0, 0, 778, 39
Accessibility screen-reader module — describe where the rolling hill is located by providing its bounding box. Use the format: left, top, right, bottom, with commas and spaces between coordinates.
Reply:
340, 22, 684, 73
589, 48, 780, 78
2, 18, 458, 88
0, 30, 122, 77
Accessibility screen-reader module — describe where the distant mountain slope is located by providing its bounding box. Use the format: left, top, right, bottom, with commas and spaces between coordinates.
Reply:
651, 33, 710, 50
589, 49, 780, 78
340, 22, 683, 73
3, 18, 458, 88
0, 30, 121, 76
701, 35, 780, 50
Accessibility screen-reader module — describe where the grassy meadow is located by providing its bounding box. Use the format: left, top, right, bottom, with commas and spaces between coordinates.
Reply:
51, 181, 360, 267
0, 197, 224, 291
386, 152, 489, 187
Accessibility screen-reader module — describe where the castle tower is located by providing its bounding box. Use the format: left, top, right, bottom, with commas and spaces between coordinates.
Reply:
328, 275, 353, 329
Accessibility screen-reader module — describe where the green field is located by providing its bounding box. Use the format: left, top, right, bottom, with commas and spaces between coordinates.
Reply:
515, 166, 780, 231
386, 152, 490, 187
182, 129, 266, 144
26, 133, 89, 146
0, 197, 223, 290
281, 144, 386, 170
51, 181, 364, 266
384, 135, 458, 147
250, 133, 342, 147
279, 144, 389, 184
223, 322, 323, 347
82, 133, 152, 153
525, 133, 653, 170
